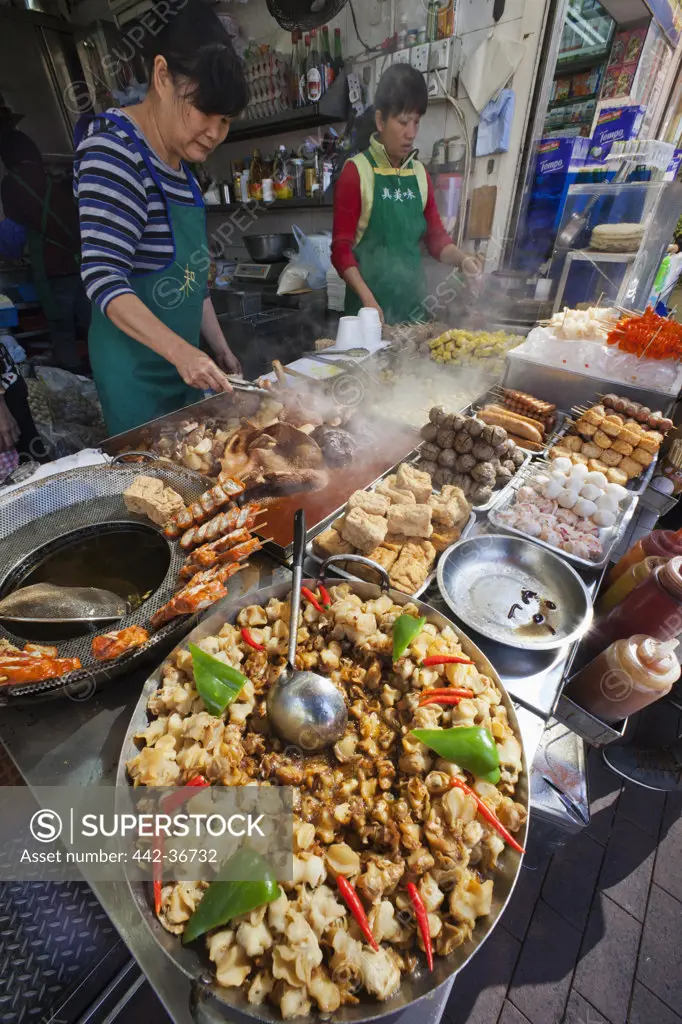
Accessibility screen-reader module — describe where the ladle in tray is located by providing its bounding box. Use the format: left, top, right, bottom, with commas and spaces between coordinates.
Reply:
267, 510, 348, 752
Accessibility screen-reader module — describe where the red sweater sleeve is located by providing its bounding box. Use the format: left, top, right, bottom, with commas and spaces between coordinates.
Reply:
423, 172, 453, 260
332, 161, 362, 276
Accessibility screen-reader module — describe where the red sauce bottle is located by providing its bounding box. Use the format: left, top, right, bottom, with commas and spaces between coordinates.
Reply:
587, 556, 682, 657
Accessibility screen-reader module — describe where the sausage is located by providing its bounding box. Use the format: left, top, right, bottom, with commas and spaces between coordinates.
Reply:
479, 406, 544, 444
507, 432, 544, 452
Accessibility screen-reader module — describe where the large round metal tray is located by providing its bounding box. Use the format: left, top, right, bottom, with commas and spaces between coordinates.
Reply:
0, 463, 207, 703
437, 534, 593, 651
116, 576, 529, 1024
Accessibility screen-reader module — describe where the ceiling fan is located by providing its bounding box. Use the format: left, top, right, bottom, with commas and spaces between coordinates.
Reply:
266, 0, 349, 31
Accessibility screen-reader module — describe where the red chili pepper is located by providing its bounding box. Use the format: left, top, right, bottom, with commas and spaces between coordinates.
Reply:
301, 586, 325, 614
152, 777, 210, 913
449, 777, 525, 854
336, 875, 379, 951
241, 627, 265, 652
407, 882, 433, 971
318, 583, 332, 609
419, 687, 475, 700
421, 656, 474, 668
418, 694, 464, 708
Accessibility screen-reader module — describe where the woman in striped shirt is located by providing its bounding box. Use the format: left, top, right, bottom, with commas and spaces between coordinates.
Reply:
74, 0, 246, 435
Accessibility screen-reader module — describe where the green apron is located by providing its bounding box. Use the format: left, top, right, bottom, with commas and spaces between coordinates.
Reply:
344, 142, 428, 325
88, 112, 206, 435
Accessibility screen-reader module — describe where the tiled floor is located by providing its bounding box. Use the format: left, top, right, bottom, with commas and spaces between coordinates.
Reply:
444, 750, 682, 1024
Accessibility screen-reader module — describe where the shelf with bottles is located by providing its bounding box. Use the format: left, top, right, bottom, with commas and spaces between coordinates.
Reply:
207, 196, 334, 214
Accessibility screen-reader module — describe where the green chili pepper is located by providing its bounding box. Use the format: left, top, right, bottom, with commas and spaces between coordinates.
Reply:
393, 614, 427, 662
189, 643, 248, 718
411, 726, 501, 784
183, 848, 281, 945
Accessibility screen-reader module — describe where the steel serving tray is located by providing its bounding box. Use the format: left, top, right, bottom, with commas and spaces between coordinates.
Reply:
308, 511, 476, 598
544, 418, 659, 496
487, 464, 640, 571
115, 575, 529, 1024
436, 534, 593, 650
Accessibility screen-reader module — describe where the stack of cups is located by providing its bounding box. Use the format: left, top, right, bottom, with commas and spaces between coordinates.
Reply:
358, 307, 383, 350
335, 316, 362, 350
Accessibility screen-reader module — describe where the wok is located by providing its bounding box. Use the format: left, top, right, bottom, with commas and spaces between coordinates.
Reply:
116, 560, 529, 1024
244, 233, 296, 264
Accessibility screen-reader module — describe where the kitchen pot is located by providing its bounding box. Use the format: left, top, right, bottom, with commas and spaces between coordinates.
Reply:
244, 233, 296, 264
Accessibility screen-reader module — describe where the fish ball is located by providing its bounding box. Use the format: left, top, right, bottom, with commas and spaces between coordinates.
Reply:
580, 484, 602, 502
593, 510, 617, 528
574, 498, 597, 518
557, 488, 578, 509
584, 471, 608, 490
553, 457, 573, 474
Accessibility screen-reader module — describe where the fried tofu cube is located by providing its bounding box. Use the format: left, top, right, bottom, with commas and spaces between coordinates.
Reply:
123, 475, 185, 526
620, 456, 643, 479
376, 475, 417, 505
430, 485, 470, 529
431, 525, 462, 553
390, 540, 437, 593
347, 490, 390, 516
387, 504, 433, 539
365, 543, 402, 573
312, 528, 355, 559
341, 507, 389, 554
395, 463, 433, 504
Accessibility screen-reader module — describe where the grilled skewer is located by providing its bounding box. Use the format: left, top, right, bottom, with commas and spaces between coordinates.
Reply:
164, 479, 246, 538
179, 505, 264, 551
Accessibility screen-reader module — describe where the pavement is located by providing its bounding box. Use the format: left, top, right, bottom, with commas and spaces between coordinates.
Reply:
445, 746, 682, 1024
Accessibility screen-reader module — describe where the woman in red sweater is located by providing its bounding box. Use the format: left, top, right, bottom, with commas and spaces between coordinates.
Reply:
332, 64, 476, 325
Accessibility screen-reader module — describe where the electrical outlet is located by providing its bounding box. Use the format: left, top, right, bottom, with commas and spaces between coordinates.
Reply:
427, 72, 444, 99
393, 48, 411, 66
410, 43, 431, 74
429, 38, 453, 71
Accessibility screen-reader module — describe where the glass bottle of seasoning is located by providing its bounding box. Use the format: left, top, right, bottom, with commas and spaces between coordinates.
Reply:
607, 529, 682, 586
301, 35, 311, 105
290, 30, 303, 109
427, 1, 439, 41
249, 149, 263, 201
598, 556, 668, 615
321, 25, 334, 90
565, 635, 680, 724
589, 556, 682, 656
333, 28, 344, 79
307, 30, 323, 103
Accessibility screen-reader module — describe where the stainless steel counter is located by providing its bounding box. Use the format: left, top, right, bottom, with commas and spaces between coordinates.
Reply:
0, 557, 554, 1024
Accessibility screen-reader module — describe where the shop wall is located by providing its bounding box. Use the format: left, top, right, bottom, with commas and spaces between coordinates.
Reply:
206, 0, 551, 268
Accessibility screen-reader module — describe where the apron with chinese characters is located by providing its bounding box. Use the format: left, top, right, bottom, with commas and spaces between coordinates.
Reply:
87, 112, 207, 436
345, 138, 429, 324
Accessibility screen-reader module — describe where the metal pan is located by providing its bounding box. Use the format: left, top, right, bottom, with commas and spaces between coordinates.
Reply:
488, 465, 640, 571
116, 572, 529, 1024
437, 534, 593, 650
307, 511, 476, 598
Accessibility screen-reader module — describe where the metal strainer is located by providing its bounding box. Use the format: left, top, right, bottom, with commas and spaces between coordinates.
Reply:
0, 463, 207, 702
0, 583, 127, 625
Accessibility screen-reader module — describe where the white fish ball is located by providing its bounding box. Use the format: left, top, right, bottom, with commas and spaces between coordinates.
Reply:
551, 470, 569, 484
597, 494, 619, 514
544, 479, 564, 499
532, 473, 550, 488
553, 457, 573, 474
574, 498, 597, 518
605, 483, 628, 502
557, 488, 578, 509
593, 510, 617, 528
569, 463, 589, 481
580, 484, 603, 502
584, 471, 608, 490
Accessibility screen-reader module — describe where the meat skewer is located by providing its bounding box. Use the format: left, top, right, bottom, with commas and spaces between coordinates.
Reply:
92, 625, 150, 662
179, 504, 264, 551
164, 478, 246, 538
178, 527, 254, 581
150, 562, 248, 630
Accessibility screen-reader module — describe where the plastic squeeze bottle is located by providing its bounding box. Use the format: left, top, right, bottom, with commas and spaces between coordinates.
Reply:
607, 530, 682, 586
565, 635, 680, 724
590, 557, 682, 657
598, 556, 668, 614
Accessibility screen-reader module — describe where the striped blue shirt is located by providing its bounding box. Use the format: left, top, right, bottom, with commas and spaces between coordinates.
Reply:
74, 109, 197, 313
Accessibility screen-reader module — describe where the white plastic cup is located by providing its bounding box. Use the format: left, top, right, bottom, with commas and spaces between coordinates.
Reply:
335, 316, 362, 349
358, 306, 382, 347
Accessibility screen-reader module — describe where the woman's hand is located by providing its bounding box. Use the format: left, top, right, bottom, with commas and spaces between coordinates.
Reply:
361, 295, 385, 323
0, 395, 20, 453
173, 344, 233, 393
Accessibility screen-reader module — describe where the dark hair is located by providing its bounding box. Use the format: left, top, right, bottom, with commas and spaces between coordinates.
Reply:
375, 65, 428, 119
143, 0, 247, 118
0, 129, 43, 172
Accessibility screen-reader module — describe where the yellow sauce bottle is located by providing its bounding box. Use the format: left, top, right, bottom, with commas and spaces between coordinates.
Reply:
598, 556, 668, 615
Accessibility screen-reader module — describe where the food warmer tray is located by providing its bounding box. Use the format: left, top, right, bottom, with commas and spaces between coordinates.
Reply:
115, 573, 529, 1024
99, 383, 269, 458
0, 463, 209, 704
543, 419, 659, 497
487, 464, 640, 571
466, 388, 571, 459
307, 512, 476, 599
